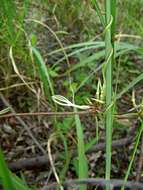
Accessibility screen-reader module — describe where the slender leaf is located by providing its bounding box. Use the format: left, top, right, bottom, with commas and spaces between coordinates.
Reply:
0, 149, 14, 190
31, 46, 54, 98
74, 107, 88, 190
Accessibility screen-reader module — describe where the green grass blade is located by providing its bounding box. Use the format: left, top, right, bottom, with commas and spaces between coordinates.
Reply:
1, 0, 16, 44
0, 149, 15, 190
75, 63, 103, 93
111, 0, 117, 42
48, 41, 139, 57
0, 149, 34, 190
0, 0, 29, 45
59, 134, 71, 181
74, 41, 140, 93
104, 0, 113, 183
91, 0, 105, 27
121, 122, 143, 190
14, 0, 30, 43
11, 174, 34, 190
116, 72, 143, 100
55, 43, 105, 66
74, 108, 88, 190
47, 41, 104, 56
31, 46, 54, 98
56, 41, 140, 73
106, 72, 143, 114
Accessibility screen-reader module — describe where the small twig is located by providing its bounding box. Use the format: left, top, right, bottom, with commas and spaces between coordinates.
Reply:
0, 93, 46, 155
0, 110, 95, 118
0, 111, 140, 119
136, 135, 143, 182
41, 178, 143, 190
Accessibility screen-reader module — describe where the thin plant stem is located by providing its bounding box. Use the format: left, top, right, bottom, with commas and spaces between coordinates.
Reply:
104, 0, 115, 187
91, 0, 106, 27
121, 122, 143, 190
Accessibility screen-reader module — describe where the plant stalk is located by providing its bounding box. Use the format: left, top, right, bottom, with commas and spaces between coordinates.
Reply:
104, 0, 116, 186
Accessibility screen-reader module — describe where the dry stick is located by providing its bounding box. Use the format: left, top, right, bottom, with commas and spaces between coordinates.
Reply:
136, 135, 143, 182
41, 178, 143, 190
0, 93, 46, 155
8, 125, 136, 172
0, 110, 95, 118
0, 111, 139, 119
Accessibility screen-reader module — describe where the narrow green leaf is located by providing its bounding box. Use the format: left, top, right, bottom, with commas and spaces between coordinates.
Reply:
121, 122, 143, 190
31, 46, 54, 98
1, 0, 16, 43
74, 109, 88, 190
0, 149, 14, 190
104, 0, 115, 188
11, 174, 34, 190
116, 72, 143, 100
91, 0, 105, 27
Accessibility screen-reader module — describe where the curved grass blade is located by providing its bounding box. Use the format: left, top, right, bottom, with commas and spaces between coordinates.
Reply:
0, 149, 14, 190
0, 149, 35, 190
116, 72, 143, 101
1, 0, 16, 44
55, 42, 140, 73
31, 46, 54, 98
121, 122, 143, 190
104, 0, 115, 188
47, 41, 104, 56
91, 0, 105, 27
11, 174, 35, 190
74, 107, 88, 190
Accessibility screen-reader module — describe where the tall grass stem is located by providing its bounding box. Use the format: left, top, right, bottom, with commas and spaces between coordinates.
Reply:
104, 0, 116, 187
